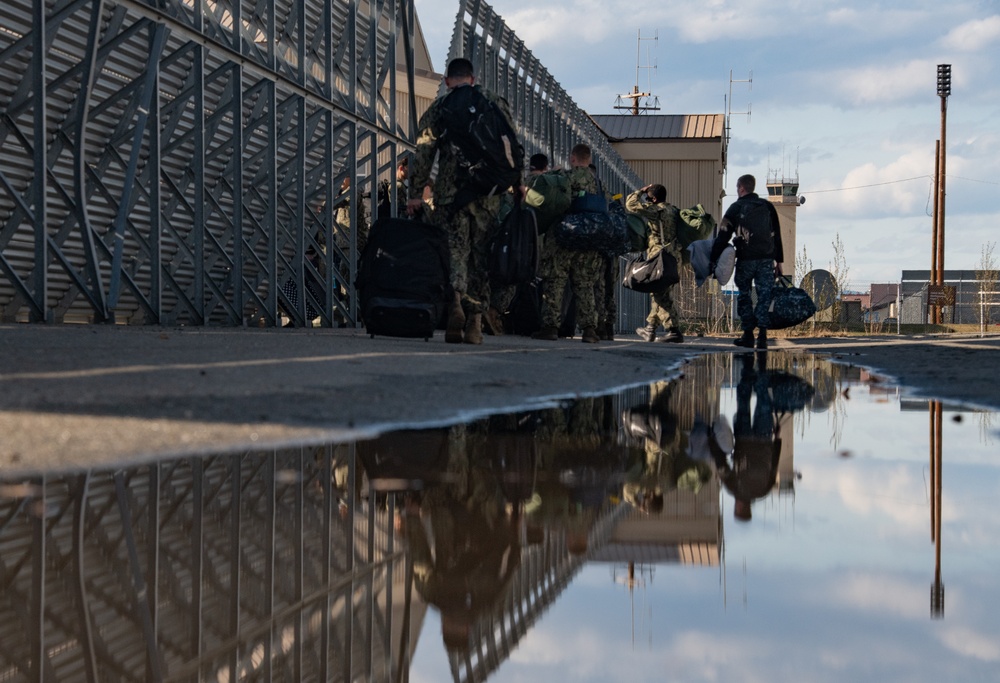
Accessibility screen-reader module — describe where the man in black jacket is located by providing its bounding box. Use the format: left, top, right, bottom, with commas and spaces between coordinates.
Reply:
710, 174, 784, 350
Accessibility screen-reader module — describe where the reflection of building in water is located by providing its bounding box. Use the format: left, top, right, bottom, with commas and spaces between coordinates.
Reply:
445, 503, 627, 683
595, 481, 722, 565
0, 445, 418, 682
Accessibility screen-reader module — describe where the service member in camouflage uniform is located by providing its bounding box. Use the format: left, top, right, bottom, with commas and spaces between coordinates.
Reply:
406, 58, 522, 345
710, 173, 784, 350
484, 154, 551, 336
532, 144, 602, 344
627, 184, 685, 343
588, 163, 617, 341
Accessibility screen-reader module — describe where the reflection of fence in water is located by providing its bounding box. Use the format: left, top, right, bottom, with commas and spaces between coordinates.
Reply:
0, 446, 406, 682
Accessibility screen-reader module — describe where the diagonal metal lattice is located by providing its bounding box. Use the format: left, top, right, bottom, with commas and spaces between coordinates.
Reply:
0, 0, 413, 327
0, 445, 407, 682
1, 0, 645, 327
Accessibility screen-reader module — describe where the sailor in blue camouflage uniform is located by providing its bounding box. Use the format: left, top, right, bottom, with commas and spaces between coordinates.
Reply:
406, 57, 522, 344
628, 184, 685, 343
532, 143, 603, 344
710, 174, 784, 350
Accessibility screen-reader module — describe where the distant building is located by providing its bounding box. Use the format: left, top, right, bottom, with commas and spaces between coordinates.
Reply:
590, 114, 729, 328
869, 284, 900, 322
764, 174, 800, 279
590, 114, 726, 217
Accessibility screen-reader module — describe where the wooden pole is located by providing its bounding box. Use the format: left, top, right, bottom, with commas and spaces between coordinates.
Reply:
931, 140, 940, 324
938, 96, 948, 288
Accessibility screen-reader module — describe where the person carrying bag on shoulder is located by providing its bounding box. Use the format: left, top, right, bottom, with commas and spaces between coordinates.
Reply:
627, 184, 685, 344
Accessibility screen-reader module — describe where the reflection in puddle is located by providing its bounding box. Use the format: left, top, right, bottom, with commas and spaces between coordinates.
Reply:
0, 352, 996, 682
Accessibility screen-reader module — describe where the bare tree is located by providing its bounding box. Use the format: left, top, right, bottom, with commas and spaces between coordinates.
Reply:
976, 241, 998, 328
795, 244, 813, 287
829, 233, 851, 327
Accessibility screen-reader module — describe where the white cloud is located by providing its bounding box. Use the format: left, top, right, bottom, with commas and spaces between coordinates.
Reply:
504, 3, 615, 51
828, 463, 929, 529
828, 572, 928, 620
837, 149, 936, 216
939, 626, 1000, 662
940, 15, 1000, 52
831, 59, 938, 106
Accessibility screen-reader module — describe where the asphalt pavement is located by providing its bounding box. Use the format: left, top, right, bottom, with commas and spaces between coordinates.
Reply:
2, 324, 998, 474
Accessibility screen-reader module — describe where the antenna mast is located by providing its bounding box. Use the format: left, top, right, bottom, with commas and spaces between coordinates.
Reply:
724, 69, 752, 183
725, 69, 752, 148
614, 30, 660, 115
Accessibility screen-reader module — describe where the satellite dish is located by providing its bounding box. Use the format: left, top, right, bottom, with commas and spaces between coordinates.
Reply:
798, 196, 806, 205
801, 269, 838, 310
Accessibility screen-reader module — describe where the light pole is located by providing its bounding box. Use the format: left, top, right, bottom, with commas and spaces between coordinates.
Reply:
934, 65, 951, 324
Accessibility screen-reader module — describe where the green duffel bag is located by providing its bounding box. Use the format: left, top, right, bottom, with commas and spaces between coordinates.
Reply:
625, 213, 648, 252
524, 171, 571, 233
675, 203, 717, 249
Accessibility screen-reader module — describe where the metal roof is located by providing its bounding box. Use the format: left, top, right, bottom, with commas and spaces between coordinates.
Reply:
589, 114, 725, 141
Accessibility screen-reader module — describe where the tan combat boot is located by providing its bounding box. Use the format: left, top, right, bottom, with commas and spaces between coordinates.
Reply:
532, 325, 558, 341
463, 313, 483, 344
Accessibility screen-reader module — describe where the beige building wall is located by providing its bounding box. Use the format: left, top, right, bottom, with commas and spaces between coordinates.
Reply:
772, 204, 797, 278
609, 141, 724, 219
765, 179, 801, 280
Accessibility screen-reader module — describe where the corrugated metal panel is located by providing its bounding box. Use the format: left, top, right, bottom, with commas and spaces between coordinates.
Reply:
591, 114, 724, 140
622, 159, 721, 215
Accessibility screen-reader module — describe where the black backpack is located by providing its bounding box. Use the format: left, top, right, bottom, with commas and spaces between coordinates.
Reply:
488, 195, 539, 287
438, 85, 523, 208
734, 197, 775, 258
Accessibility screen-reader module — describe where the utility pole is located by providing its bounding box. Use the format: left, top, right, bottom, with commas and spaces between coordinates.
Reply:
933, 64, 951, 324
931, 139, 940, 323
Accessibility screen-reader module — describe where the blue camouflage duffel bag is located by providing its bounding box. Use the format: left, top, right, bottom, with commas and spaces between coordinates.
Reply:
767, 275, 817, 329
552, 203, 630, 258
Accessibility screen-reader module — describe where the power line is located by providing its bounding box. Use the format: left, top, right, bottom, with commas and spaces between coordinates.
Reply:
803, 173, 997, 195
803, 176, 931, 194
948, 175, 1000, 186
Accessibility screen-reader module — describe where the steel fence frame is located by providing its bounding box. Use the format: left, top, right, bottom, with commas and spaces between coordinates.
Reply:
1, 0, 649, 328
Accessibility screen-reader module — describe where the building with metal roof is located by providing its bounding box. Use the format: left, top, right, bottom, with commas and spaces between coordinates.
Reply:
590, 114, 726, 217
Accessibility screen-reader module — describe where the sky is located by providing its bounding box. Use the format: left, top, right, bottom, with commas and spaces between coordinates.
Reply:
412, 0, 1000, 289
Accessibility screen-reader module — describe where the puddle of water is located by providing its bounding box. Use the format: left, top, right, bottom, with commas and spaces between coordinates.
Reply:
0, 352, 996, 682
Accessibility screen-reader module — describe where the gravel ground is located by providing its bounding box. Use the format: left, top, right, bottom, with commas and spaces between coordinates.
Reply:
2, 324, 998, 474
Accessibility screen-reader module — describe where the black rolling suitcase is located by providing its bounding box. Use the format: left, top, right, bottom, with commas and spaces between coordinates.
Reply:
355, 215, 451, 340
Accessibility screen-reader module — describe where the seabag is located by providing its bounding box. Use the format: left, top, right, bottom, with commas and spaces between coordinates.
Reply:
553, 210, 630, 258
439, 86, 524, 208
767, 275, 817, 330
489, 196, 539, 287
675, 204, 717, 249
524, 171, 571, 233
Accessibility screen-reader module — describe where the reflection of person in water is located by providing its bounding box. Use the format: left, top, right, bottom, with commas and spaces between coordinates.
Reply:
715, 352, 782, 521
401, 424, 521, 652
622, 380, 714, 512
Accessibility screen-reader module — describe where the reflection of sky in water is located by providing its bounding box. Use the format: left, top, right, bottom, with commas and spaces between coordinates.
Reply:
411, 357, 1000, 683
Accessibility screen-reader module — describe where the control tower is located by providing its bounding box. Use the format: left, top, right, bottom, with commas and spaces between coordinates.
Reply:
765, 172, 801, 277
